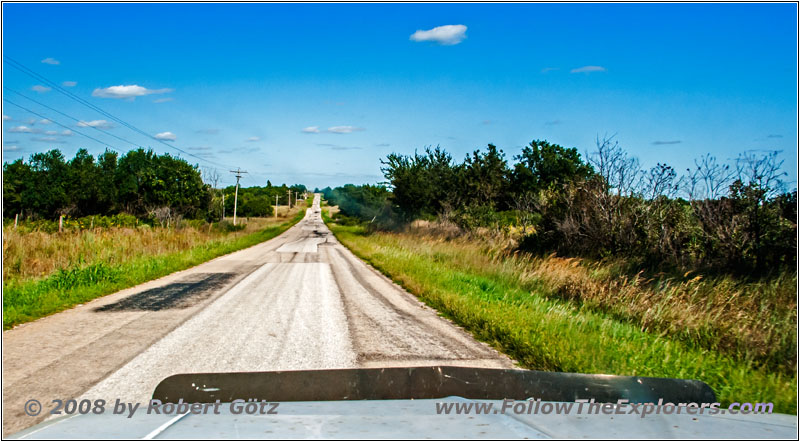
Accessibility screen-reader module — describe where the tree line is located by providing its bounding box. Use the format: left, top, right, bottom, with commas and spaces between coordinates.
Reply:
323, 137, 796, 274
3, 148, 306, 224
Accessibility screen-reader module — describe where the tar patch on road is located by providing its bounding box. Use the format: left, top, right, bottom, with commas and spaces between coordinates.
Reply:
94, 272, 239, 312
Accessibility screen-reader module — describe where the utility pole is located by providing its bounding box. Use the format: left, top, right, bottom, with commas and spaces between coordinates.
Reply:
287, 190, 292, 209
230, 169, 248, 225
222, 193, 225, 221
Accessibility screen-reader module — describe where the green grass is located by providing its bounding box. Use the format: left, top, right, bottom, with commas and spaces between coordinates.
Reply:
3, 209, 306, 329
327, 222, 797, 414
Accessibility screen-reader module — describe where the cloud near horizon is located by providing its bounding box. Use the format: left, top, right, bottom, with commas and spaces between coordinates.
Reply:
302, 126, 320, 133
570, 65, 607, 74
92, 85, 173, 99
652, 140, 682, 145
62, 81, 77, 87
410, 24, 467, 45
154, 131, 177, 141
41, 57, 60, 65
31, 85, 51, 93
317, 143, 361, 151
327, 125, 365, 134
77, 120, 113, 129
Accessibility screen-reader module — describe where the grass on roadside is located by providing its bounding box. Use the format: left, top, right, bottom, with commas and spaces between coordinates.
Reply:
327, 222, 797, 414
3, 209, 306, 329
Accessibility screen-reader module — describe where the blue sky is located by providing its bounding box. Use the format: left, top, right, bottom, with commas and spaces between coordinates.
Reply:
2, 3, 797, 189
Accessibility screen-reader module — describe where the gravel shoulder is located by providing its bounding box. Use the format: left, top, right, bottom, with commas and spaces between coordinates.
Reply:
3, 195, 513, 436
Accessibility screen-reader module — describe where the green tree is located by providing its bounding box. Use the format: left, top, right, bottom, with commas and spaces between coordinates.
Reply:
512, 140, 593, 195
461, 144, 511, 209
66, 149, 100, 216
27, 149, 69, 217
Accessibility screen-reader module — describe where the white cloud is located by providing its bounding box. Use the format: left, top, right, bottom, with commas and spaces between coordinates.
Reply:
3, 145, 20, 151
410, 24, 467, 45
302, 126, 320, 133
317, 143, 362, 151
9, 126, 33, 133
154, 131, 177, 141
153, 97, 174, 103
246, 136, 260, 142
2, 115, 11, 121
32, 136, 59, 142
92, 85, 173, 99
77, 120, 114, 129
570, 65, 607, 74
39, 119, 52, 125
41, 57, 60, 65
61, 130, 73, 136
31, 85, 51, 93
327, 126, 365, 134
62, 81, 77, 87
45, 130, 58, 135
219, 146, 260, 154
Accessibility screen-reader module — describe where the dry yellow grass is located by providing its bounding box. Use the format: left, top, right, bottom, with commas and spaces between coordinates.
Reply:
329, 221, 797, 413
396, 222, 797, 373
3, 212, 298, 285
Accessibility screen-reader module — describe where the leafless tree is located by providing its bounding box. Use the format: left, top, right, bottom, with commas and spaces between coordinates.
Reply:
147, 206, 172, 228
587, 135, 642, 197
684, 154, 735, 201
203, 167, 221, 189
512, 191, 538, 233
735, 150, 787, 200
642, 163, 681, 200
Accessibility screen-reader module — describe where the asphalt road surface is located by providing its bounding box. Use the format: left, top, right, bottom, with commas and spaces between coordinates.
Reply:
3, 194, 513, 435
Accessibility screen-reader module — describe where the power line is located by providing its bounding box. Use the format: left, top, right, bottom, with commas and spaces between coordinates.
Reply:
3, 98, 124, 154
4, 56, 234, 170
3, 56, 284, 183
4, 86, 146, 152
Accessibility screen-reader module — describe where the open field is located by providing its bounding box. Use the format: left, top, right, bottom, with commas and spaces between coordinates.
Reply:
326, 219, 797, 414
3, 206, 307, 329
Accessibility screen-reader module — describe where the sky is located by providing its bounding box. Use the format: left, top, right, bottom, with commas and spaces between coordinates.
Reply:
2, 3, 797, 190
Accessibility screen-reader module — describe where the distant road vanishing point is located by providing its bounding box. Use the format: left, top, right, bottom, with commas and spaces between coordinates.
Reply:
2, 193, 513, 435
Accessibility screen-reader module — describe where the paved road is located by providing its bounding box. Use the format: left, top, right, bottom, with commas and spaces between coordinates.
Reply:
3, 194, 513, 435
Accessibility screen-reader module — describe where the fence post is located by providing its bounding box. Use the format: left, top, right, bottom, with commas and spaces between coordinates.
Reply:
14, 213, 18, 230
59, 215, 64, 233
